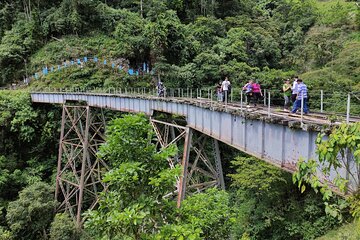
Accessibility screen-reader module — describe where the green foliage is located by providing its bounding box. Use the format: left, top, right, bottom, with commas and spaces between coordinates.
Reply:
145, 10, 186, 64
316, 124, 360, 181
0, 91, 38, 142
229, 156, 288, 194
30, 63, 140, 90
179, 188, 233, 239
293, 123, 360, 223
1, 0, 360, 239
0, 0, 357, 92
187, 16, 225, 51
49, 213, 79, 240
97, 114, 155, 165
357, 5, 360, 30
295, 26, 348, 69
0, 19, 37, 84
6, 182, 57, 240
85, 115, 241, 239
229, 156, 340, 239
349, 193, 360, 219
191, 50, 224, 85
85, 114, 181, 239
315, 0, 358, 27
316, 220, 360, 240
0, 3, 16, 39
29, 34, 121, 70
328, 40, 360, 87
113, 9, 148, 64
272, 0, 317, 32
0, 226, 13, 240
43, 0, 105, 36
0, 90, 59, 212
155, 224, 202, 240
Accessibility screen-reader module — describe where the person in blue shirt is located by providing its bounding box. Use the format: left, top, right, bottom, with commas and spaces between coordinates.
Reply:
242, 80, 253, 107
291, 79, 309, 114
157, 81, 165, 97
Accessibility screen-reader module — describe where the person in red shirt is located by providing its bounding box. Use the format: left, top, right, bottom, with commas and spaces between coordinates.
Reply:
251, 81, 263, 106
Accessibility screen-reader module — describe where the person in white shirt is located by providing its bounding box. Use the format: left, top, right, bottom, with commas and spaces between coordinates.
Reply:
221, 77, 231, 103
291, 76, 299, 103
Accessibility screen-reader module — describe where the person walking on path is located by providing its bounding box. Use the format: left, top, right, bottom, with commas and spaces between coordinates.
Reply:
221, 77, 231, 103
251, 80, 262, 106
291, 79, 309, 114
243, 80, 253, 107
283, 79, 292, 111
216, 82, 223, 101
291, 76, 299, 103
157, 81, 165, 97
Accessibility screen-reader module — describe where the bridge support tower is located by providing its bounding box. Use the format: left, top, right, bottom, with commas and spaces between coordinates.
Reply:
150, 118, 225, 207
55, 104, 107, 226
55, 105, 226, 225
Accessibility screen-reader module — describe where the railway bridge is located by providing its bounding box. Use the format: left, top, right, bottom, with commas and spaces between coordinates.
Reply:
30, 91, 359, 225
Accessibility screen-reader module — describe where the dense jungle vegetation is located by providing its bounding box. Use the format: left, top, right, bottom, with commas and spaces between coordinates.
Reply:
0, 0, 360, 239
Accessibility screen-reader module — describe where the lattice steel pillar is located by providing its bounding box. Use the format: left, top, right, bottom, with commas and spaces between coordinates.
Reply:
177, 127, 192, 207
55, 104, 108, 226
150, 118, 225, 207
213, 139, 225, 190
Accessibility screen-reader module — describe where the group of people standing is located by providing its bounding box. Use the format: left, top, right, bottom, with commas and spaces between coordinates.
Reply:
217, 75, 309, 114
242, 80, 263, 107
216, 77, 264, 107
160, 74, 309, 115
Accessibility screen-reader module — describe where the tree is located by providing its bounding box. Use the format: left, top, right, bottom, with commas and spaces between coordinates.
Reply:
144, 10, 185, 66
85, 114, 244, 239
6, 182, 57, 240
0, 91, 59, 201
186, 16, 225, 52
192, 50, 224, 86
0, 19, 37, 84
85, 114, 181, 239
153, 188, 232, 240
177, 188, 233, 239
229, 156, 340, 239
113, 9, 149, 66
213, 27, 247, 63
50, 213, 79, 240
42, 0, 101, 36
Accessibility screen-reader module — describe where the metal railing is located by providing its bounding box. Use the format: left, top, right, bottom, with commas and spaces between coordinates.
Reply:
12, 86, 360, 123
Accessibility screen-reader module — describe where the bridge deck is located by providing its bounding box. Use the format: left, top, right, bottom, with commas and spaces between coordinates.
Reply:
30, 92, 359, 192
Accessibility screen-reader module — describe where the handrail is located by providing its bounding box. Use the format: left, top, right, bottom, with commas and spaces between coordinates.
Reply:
27, 87, 360, 123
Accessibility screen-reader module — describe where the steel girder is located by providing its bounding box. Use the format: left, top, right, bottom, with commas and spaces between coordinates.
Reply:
150, 118, 225, 207
55, 105, 225, 223
55, 105, 107, 226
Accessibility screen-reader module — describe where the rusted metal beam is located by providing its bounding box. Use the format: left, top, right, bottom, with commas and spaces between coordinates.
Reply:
76, 106, 90, 226
213, 139, 225, 190
177, 127, 192, 207
55, 105, 107, 226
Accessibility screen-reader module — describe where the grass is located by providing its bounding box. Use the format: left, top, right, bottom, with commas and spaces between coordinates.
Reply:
29, 33, 121, 73
316, 221, 360, 240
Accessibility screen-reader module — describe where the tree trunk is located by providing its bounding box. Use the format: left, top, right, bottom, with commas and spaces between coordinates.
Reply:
28, 0, 32, 19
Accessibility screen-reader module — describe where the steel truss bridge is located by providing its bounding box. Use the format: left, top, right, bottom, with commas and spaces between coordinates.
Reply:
30, 92, 359, 226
